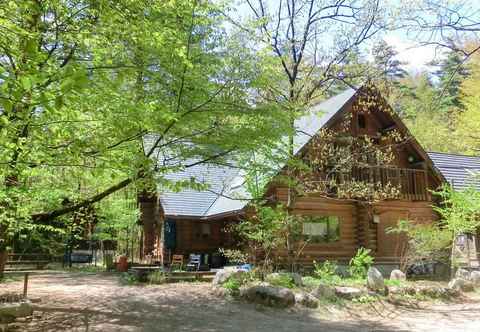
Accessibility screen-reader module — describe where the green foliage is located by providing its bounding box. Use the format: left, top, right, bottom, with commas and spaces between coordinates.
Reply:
218, 248, 248, 265
235, 204, 304, 272
148, 271, 167, 285
120, 272, 139, 286
0, 0, 288, 259
348, 248, 374, 279
222, 278, 241, 293
222, 271, 256, 294
434, 184, 480, 236
301, 276, 322, 289
387, 219, 452, 270
384, 279, 403, 287
352, 294, 378, 304
265, 273, 295, 289
313, 260, 341, 284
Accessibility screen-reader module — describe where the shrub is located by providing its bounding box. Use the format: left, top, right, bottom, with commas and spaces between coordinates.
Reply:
266, 273, 295, 288
222, 278, 241, 293
313, 260, 341, 284
148, 271, 167, 284
218, 248, 248, 265
120, 272, 139, 285
349, 248, 374, 279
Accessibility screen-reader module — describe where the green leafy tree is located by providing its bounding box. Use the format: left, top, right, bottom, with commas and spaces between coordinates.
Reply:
0, 0, 287, 274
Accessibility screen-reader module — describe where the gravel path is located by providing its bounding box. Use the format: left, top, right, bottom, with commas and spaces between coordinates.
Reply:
2, 272, 480, 332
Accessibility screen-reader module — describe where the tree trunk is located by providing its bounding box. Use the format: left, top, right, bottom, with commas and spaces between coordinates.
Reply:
0, 249, 7, 279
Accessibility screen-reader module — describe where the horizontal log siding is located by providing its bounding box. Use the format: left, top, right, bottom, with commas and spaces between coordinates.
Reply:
276, 188, 358, 264
274, 187, 439, 264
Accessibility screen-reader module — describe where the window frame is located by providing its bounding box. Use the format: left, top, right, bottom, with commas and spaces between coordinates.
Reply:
302, 216, 341, 244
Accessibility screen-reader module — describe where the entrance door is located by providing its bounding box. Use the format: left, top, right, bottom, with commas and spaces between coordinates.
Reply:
377, 211, 408, 258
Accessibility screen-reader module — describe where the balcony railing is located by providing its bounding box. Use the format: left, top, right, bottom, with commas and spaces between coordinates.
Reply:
336, 166, 429, 201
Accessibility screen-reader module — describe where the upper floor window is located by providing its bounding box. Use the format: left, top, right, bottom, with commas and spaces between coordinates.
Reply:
303, 216, 340, 243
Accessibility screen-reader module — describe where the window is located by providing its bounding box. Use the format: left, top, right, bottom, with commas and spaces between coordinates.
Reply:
358, 113, 366, 129
303, 216, 340, 243
200, 223, 211, 238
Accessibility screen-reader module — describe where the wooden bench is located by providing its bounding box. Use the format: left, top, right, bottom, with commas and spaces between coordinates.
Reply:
6, 254, 52, 271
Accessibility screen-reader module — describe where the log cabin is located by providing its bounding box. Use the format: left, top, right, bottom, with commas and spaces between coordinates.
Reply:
139, 85, 479, 270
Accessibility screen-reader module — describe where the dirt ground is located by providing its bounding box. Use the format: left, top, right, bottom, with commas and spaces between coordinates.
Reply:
1, 272, 480, 332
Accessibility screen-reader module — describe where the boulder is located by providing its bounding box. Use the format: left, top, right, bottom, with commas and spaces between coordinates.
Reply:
470, 271, 480, 287
0, 301, 33, 318
390, 269, 406, 281
455, 268, 471, 280
367, 267, 384, 291
311, 284, 336, 299
294, 292, 319, 308
334, 286, 365, 300
448, 278, 475, 292
212, 269, 244, 286
242, 284, 295, 308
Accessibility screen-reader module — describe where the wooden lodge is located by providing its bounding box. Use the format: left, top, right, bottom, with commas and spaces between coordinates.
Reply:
139, 85, 478, 270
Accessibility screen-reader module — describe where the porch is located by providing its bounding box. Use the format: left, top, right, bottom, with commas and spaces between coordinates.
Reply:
155, 218, 238, 269
338, 166, 430, 201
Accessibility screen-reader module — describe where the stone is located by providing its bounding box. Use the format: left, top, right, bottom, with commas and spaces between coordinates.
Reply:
455, 268, 471, 280
311, 284, 336, 299
367, 267, 384, 291
212, 269, 244, 286
390, 269, 406, 281
448, 278, 475, 292
242, 285, 295, 308
470, 271, 480, 287
334, 286, 365, 300
211, 286, 228, 298
388, 286, 416, 296
294, 292, 319, 308
0, 301, 33, 318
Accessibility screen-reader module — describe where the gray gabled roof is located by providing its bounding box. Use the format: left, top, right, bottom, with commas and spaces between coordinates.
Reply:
154, 88, 357, 218
428, 152, 480, 191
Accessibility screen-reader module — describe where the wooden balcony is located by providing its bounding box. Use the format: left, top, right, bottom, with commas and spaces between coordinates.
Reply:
336, 166, 430, 201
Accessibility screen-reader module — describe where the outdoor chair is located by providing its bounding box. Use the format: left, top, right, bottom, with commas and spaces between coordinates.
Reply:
186, 253, 201, 271
170, 254, 184, 271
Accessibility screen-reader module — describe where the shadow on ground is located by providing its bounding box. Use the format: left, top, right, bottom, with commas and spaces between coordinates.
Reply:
2, 272, 477, 332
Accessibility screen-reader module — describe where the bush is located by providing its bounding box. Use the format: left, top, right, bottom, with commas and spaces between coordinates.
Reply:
349, 248, 374, 279
223, 278, 241, 293
120, 272, 139, 285
313, 260, 341, 284
387, 220, 451, 272
218, 248, 248, 265
148, 271, 167, 284
266, 273, 295, 288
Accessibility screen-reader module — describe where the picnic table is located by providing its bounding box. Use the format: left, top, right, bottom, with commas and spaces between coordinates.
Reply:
6, 254, 52, 271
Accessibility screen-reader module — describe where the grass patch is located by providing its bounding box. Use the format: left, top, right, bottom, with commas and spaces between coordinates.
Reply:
148, 271, 167, 284
223, 278, 241, 293
266, 273, 296, 289
0, 274, 20, 283
384, 279, 404, 287
119, 272, 140, 285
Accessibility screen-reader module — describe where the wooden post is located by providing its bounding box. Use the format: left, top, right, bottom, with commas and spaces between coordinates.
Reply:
23, 272, 29, 298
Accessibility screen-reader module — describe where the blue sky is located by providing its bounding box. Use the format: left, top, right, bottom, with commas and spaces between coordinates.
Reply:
231, 0, 480, 74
